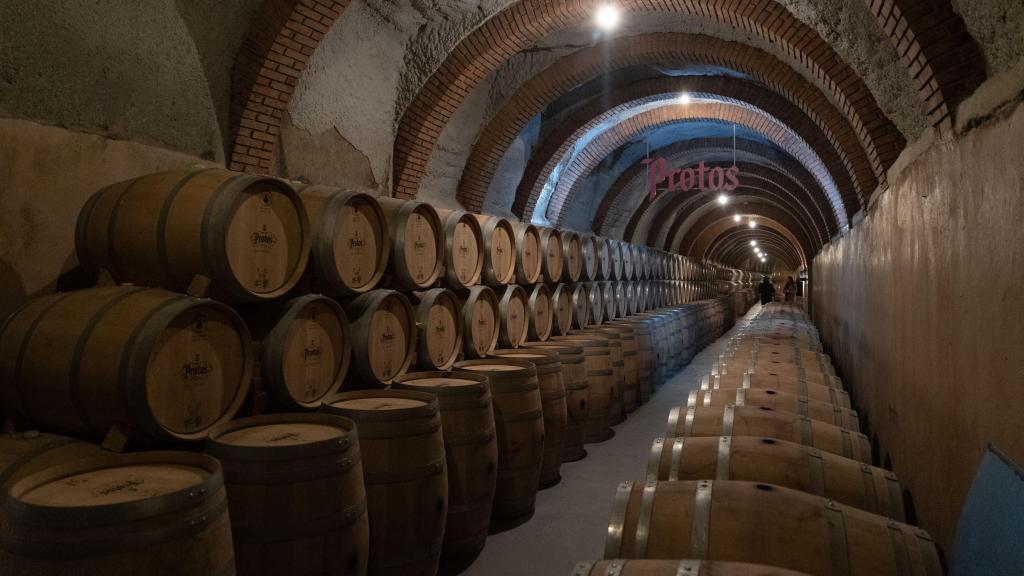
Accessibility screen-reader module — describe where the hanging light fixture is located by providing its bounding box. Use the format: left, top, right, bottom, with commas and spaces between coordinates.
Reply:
595, 4, 621, 30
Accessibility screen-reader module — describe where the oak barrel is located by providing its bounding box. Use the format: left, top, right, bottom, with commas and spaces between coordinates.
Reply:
527, 283, 554, 342
322, 390, 447, 576
498, 284, 530, 349
437, 209, 484, 289
574, 328, 625, 425
596, 323, 639, 413
205, 413, 368, 576
687, 388, 860, 431
453, 359, 544, 529
0, 287, 252, 443
550, 283, 574, 336
0, 451, 233, 575
76, 169, 309, 302
343, 290, 417, 387
297, 185, 388, 295
0, 432, 101, 508
587, 282, 605, 326
523, 342, 588, 462
476, 215, 517, 286
391, 372, 498, 560
551, 336, 614, 443
458, 286, 500, 359
573, 560, 812, 575
621, 242, 635, 281
561, 231, 584, 283
700, 374, 852, 409
665, 406, 871, 463
645, 436, 905, 520
580, 234, 598, 281
609, 240, 623, 281
571, 283, 591, 329
617, 317, 655, 403
411, 288, 463, 371
539, 227, 564, 283
377, 198, 444, 289
604, 481, 941, 575
513, 222, 543, 285
594, 236, 611, 280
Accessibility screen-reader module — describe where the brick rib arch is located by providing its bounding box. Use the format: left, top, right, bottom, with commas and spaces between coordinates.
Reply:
395, 2, 909, 203
706, 228, 804, 270
678, 208, 814, 262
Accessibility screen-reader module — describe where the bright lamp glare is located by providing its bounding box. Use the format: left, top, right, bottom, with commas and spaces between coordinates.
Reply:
595, 4, 621, 30
717, 194, 728, 205
734, 214, 742, 222
748, 220, 757, 228
679, 92, 692, 105
750, 240, 757, 246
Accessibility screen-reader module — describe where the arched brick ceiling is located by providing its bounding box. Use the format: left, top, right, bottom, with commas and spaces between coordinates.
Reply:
501, 75, 871, 224
666, 198, 817, 258
394, 7, 909, 202
705, 226, 805, 270
542, 102, 847, 229
678, 207, 814, 263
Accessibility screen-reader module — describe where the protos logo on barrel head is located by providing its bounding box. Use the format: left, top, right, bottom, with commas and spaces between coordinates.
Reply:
252, 225, 277, 247
183, 355, 212, 380
303, 341, 322, 363
381, 326, 395, 343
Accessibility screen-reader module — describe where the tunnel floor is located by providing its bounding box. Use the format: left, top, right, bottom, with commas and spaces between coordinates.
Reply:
460, 305, 763, 576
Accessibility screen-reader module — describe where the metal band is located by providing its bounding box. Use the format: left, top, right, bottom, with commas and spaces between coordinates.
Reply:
840, 429, 854, 460
884, 471, 906, 522
362, 459, 444, 485
666, 407, 680, 437
232, 499, 367, 543
734, 388, 745, 406
832, 406, 844, 427
690, 480, 713, 559
635, 481, 657, 557
824, 500, 852, 576
670, 438, 685, 481
445, 428, 496, 448
676, 559, 702, 575
799, 416, 814, 447
886, 521, 912, 576
860, 463, 879, 514
798, 377, 808, 397
683, 407, 696, 437
808, 448, 826, 496
722, 405, 735, 437
916, 529, 943, 576
741, 373, 751, 389
572, 562, 593, 576
700, 374, 710, 390
647, 438, 665, 481
501, 408, 544, 423
828, 386, 838, 406
702, 391, 712, 407
687, 390, 698, 407
716, 436, 731, 480
604, 560, 625, 576
604, 481, 633, 559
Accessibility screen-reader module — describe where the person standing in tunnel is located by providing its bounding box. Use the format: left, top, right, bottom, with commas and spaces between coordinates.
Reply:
784, 276, 796, 302
759, 276, 775, 305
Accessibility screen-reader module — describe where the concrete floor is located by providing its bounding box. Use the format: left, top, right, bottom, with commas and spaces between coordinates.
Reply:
462, 305, 759, 576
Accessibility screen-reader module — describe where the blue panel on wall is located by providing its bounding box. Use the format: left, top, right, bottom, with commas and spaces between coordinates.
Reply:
951, 444, 1024, 575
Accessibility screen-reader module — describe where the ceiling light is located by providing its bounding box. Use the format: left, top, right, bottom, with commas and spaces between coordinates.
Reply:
750, 240, 757, 246
595, 4, 621, 30
679, 92, 692, 105
717, 193, 728, 205
748, 220, 757, 228
734, 214, 742, 222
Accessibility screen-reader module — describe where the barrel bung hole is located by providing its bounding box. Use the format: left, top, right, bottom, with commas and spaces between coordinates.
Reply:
755, 484, 773, 491
487, 461, 496, 475
766, 390, 776, 395
436, 498, 445, 512
759, 406, 773, 411
760, 438, 776, 445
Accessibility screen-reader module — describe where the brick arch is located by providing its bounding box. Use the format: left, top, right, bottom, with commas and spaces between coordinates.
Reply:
395, 2, 910, 204
705, 227, 804, 270
678, 206, 814, 262
546, 102, 844, 228
506, 77, 868, 225
228, 0, 350, 173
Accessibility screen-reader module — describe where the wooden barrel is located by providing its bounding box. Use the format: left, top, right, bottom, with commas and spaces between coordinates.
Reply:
437, 209, 484, 289
561, 231, 584, 283
237, 294, 351, 411
609, 240, 623, 281
550, 284, 574, 337
523, 342, 588, 462
617, 318, 654, 403
321, 390, 447, 576
621, 242, 635, 281
76, 169, 309, 302
614, 282, 629, 318
574, 560, 813, 575
343, 290, 417, 387
700, 374, 851, 409
411, 288, 463, 371
490, 349, 567, 488
716, 357, 837, 387
593, 236, 612, 280
453, 359, 544, 529
575, 328, 624, 425
459, 286, 500, 359
629, 282, 643, 315
571, 283, 591, 329
392, 371, 498, 560
0, 287, 252, 443
587, 282, 605, 326
513, 222, 543, 285
551, 336, 614, 443
665, 406, 871, 463
645, 436, 905, 521
580, 234, 598, 281
539, 227, 564, 283
205, 413, 368, 576
687, 388, 860, 431
0, 432, 101, 507
604, 481, 941, 575
597, 324, 639, 413
527, 283, 553, 342
378, 198, 445, 289
475, 215, 517, 286
297, 185, 388, 295
0, 451, 233, 575
498, 285, 530, 349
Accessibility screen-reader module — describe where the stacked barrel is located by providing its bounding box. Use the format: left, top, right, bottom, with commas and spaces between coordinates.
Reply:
0, 168, 758, 576
576, 302, 943, 576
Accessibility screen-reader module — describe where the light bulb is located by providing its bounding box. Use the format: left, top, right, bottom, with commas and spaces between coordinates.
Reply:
717, 194, 728, 205
750, 240, 757, 246
748, 220, 757, 228
595, 4, 621, 30
679, 92, 692, 105
734, 214, 742, 222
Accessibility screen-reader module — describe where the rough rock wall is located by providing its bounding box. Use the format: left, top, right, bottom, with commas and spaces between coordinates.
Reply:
811, 96, 1024, 550
953, 0, 1024, 77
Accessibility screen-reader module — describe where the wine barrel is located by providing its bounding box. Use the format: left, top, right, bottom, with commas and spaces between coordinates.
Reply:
580, 234, 598, 281
205, 413, 368, 576
76, 169, 309, 302
322, 390, 447, 576
459, 286, 500, 359
476, 215, 517, 286
614, 282, 629, 318
716, 357, 837, 387
0, 451, 233, 575
594, 236, 612, 280
453, 359, 544, 528
437, 209, 484, 288
687, 388, 860, 431
604, 481, 941, 575
621, 242, 635, 281
596, 324, 639, 413
411, 288, 463, 371
498, 284, 530, 349
617, 318, 654, 403
0, 287, 252, 443
600, 281, 617, 320
490, 349, 567, 488
551, 336, 614, 443
378, 198, 444, 289
571, 283, 591, 329
550, 284, 574, 336
343, 290, 417, 387
527, 283, 554, 342
539, 227, 564, 283
609, 240, 623, 281
561, 231, 584, 283
573, 560, 812, 576
297, 185, 388, 295
665, 406, 871, 463
523, 342, 588, 462
236, 294, 350, 412
513, 222, 543, 285
646, 436, 905, 520
0, 432, 101, 506
392, 372, 498, 560
587, 282, 605, 326
700, 374, 851, 409
574, 328, 624, 425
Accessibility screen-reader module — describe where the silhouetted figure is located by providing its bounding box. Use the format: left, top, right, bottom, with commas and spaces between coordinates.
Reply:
758, 276, 775, 305
784, 276, 796, 302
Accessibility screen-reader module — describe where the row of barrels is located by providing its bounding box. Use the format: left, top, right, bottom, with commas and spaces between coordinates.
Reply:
0, 295, 737, 575
74, 168, 743, 303
572, 303, 944, 576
